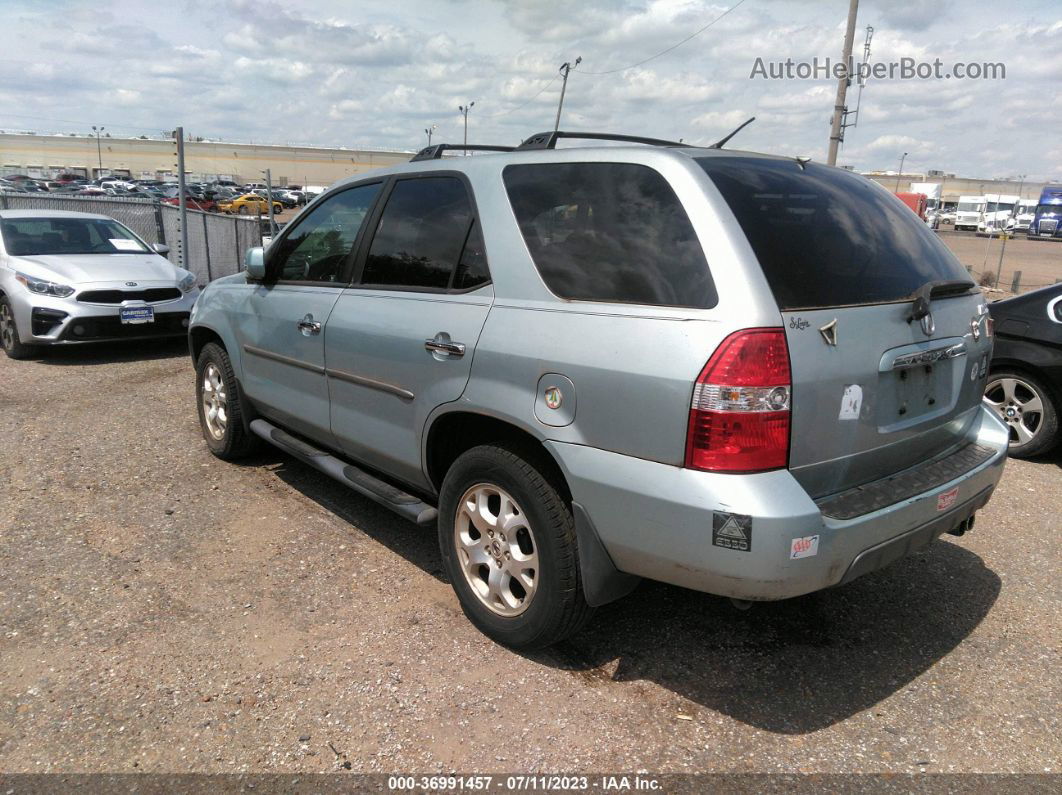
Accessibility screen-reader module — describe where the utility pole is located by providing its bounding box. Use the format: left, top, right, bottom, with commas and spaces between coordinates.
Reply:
554, 56, 582, 132
994, 173, 1025, 287
92, 125, 105, 177
826, 0, 859, 165
262, 168, 275, 239
173, 127, 188, 271
895, 152, 907, 192
458, 103, 474, 155
425, 124, 437, 147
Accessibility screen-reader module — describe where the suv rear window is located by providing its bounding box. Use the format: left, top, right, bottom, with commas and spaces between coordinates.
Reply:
503, 162, 716, 309
697, 157, 970, 310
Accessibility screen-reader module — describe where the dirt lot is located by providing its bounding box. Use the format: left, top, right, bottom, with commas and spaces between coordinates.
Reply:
0, 342, 1059, 776
938, 228, 1062, 293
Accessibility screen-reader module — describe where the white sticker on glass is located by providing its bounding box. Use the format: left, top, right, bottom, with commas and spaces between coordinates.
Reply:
109, 238, 141, 251
839, 384, 862, 420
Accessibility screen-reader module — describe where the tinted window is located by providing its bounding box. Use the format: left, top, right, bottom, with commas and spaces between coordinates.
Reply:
697, 157, 971, 310
503, 162, 715, 308
453, 219, 490, 290
0, 217, 148, 255
269, 183, 380, 283
362, 177, 474, 290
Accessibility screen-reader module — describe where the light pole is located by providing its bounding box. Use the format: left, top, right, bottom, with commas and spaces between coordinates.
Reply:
895, 152, 907, 192
458, 103, 474, 155
994, 173, 1025, 288
425, 124, 437, 147
554, 56, 581, 132
92, 125, 105, 177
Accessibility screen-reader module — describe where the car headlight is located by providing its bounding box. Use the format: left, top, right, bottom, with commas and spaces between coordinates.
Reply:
15, 271, 75, 298
178, 273, 197, 293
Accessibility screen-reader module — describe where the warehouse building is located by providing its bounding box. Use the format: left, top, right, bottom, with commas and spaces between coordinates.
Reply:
0, 131, 412, 186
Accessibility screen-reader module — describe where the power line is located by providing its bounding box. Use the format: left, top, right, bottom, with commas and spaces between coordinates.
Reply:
578, 0, 750, 75
479, 74, 561, 118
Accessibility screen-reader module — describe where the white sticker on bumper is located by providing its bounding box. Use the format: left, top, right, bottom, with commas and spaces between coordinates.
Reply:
790, 535, 820, 559
839, 384, 862, 420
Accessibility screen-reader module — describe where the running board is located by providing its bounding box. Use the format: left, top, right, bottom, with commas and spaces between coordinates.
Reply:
249, 419, 438, 526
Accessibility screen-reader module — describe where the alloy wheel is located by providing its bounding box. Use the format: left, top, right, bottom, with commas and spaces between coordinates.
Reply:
453, 484, 539, 617
201, 363, 228, 440
0, 303, 14, 351
985, 376, 1044, 447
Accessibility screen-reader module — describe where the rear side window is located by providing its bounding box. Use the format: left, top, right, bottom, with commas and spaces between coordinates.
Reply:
697, 157, 970, 310
362, 177, 482, 290
503, 163, 716, 309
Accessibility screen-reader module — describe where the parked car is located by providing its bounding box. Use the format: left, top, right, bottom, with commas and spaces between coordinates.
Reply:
217, 193, 282, 215
161, 194, 217, 212
984, 284, 1062, 457
189, 133, 1008, 649
0, 210, 199, 358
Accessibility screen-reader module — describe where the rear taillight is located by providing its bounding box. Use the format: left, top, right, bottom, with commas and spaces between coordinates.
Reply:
684, 328, 791, 473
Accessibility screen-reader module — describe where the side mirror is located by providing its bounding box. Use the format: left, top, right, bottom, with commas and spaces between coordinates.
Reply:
151, 242, 170, 255
244, 246, 266, 280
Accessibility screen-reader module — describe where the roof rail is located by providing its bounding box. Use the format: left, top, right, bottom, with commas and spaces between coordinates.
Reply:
516, 131, 687, 151
410, 144, 516, 162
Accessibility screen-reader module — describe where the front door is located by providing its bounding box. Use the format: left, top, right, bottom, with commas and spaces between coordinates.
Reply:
236, 181, 382, 441
325, 175, 493, 489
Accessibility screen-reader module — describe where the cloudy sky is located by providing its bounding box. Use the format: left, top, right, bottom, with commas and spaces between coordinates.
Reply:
3, 0, 1060, 179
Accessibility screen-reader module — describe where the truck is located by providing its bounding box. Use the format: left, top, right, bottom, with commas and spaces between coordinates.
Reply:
910, 182, 942, 210
1013, 199, 1037, 233
1028, 185, 1062, 240
955, 195, 985, 231
977, 193, 1019, 236
895, 192, 928, 220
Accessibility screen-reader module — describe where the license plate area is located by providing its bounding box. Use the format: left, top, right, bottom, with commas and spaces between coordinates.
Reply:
120, 305, 154, 325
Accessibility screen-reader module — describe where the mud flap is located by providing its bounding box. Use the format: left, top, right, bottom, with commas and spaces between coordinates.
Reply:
572, 502, 641, 607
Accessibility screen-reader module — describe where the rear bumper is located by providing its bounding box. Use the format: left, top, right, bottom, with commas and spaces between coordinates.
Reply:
546, 404, 1009, 601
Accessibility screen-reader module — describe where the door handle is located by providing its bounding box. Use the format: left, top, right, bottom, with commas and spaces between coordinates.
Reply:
297, 314, 322, 336
425, 334, 465, 358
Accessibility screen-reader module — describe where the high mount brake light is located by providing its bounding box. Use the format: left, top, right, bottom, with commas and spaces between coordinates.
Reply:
684, 328, 792, 473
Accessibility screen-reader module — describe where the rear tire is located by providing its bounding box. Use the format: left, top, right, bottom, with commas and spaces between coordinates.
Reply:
0, 296, 36, 360
985, 369, 1059, 458
438, 445, 593, 649
195, 342, 259, 460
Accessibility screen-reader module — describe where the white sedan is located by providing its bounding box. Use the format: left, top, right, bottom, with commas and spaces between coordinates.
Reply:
0, 210, 199, 359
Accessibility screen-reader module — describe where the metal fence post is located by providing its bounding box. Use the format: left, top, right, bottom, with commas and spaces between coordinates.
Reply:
202, 212, 213, 281
154, 201, 167, 245
233, 216, 240, 266
1010, 271, 1022, 293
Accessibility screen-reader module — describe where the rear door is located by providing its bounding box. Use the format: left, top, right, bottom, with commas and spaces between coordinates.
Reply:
324, 174, 493, 490
699, 157, 993, 498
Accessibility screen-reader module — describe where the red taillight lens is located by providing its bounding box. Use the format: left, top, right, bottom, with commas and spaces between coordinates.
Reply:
684, 328, 792, 473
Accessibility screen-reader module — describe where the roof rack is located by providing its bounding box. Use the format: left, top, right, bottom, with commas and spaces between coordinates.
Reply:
516, 131, 687, 151
410, 144, 516, 162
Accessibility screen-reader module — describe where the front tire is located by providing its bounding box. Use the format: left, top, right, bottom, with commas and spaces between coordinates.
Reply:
438, 445, 593, 649
195, 342, 259, 460
0, 296, 36, 360
985, 370, 1060, 458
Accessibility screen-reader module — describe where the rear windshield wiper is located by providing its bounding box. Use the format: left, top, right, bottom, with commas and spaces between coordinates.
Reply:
907, 279, 976, 324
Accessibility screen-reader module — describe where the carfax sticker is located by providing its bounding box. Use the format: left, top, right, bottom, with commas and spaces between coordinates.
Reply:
712, 512, 752, 552
790, 535, 819, 559
937, 487, 959, 512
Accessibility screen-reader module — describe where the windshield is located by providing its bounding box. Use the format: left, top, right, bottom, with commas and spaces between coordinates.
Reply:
697, 157, 970, 310
957, 201, 982, 212
0, 217, 150, 255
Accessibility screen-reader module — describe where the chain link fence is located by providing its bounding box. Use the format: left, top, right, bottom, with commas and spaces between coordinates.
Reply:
0, 192, 261, 284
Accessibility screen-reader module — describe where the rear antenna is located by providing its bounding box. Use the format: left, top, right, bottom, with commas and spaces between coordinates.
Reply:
795, 156, 812, 171
709, 116, 755, 149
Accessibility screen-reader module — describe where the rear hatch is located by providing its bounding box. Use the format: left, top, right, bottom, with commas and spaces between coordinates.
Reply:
698, 156, 993, 498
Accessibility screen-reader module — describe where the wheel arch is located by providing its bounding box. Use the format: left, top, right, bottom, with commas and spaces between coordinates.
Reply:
424, 410, 571, 503
189, 324, 227, 364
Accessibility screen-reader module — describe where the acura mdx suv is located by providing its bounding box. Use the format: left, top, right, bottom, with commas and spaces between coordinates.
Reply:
188, 131, 1009, 648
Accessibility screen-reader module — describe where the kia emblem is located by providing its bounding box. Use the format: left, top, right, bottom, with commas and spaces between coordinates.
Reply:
125, 282, 138, 287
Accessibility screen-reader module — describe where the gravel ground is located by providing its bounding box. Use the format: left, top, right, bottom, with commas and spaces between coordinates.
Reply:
938, 229, 1062, 293
0, 340, 1059, 775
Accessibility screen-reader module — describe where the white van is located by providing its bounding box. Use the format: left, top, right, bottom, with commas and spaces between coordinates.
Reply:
978, 194, 1018, 236
955, 195, 985, 231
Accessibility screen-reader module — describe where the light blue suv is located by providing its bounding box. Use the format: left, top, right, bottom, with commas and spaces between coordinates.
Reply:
189, 132, 1008, 648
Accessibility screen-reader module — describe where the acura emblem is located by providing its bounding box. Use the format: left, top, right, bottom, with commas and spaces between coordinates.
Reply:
819, 319, 838, 346
920, 312, 935, 337
125, 281, 138, 287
